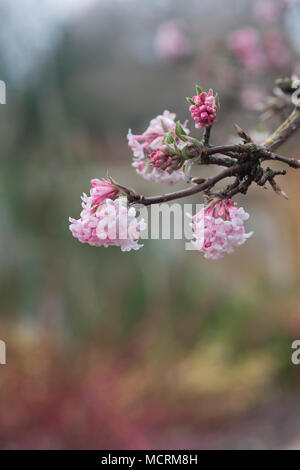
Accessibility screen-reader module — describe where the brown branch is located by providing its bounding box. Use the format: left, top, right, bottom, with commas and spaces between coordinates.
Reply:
260, 151, 300, 169
124, 100, 300, 207
263, 107, 300, 151
203, 155, 236, 167
128, 165, 239, 206
205, 144, 243, 156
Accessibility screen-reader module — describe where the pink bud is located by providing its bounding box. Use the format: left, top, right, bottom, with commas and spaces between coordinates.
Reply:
189, 90, 217, 129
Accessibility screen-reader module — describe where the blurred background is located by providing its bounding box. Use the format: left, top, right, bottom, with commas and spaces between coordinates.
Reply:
1, 0, 300, 450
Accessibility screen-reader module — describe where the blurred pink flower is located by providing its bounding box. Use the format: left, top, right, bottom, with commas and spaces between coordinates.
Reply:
154, 21, 191, 60
69, 197, 146, 251
264, 31, 291, 69
227, 27, 267, 71
190, 199, 253, 260
90, 178, 119, 205
189, 89, 217, 129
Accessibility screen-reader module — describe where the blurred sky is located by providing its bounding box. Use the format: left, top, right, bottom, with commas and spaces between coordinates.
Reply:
46, 0, 97, 19
0, 0, 97, 83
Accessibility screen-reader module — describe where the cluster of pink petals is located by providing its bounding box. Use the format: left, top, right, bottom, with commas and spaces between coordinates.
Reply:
154, 21, 191, 60
132, 160, 183, 184
127, 110, 177, 159
189, 90, 217, 129
191, 199, 253, 260
69, 196, 146, 251
150, 149, 172, 170
149, 147, 179, 173
90, 178, 120, 205
227, 27, 267, 71
127, 110, 189, 184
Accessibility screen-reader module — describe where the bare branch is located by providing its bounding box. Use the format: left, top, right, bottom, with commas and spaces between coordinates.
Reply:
124, 97, 300, 207
263, 107, 300, 151
128, 165, 239, 206
261, 151, 300, 169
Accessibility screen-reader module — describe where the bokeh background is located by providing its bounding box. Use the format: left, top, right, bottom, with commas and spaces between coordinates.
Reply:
1, 0, 300, 449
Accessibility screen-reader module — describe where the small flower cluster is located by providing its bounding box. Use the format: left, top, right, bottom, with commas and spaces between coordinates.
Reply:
70, 86, 257, 259
90, 178, 120, 205
127, 110, 189, 184
149, 147, 182, 173
69, 179, 146, 251
191, 199, 253, 260
189, 89, 217, 129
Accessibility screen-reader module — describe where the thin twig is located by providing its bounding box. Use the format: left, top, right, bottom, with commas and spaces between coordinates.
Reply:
204, 126, 211, 146
263, 107, 300, 151
261, 151, 300, 168
129, 165, 239, 206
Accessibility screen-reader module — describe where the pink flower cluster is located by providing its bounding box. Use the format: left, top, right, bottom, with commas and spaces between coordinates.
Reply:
132, 160, 183, 184
150, 148, 173, 171
228, 2, 292, 73
69, 179, 146, 251
227, 27, 267, 71
189, 89, 217, 129
154, 21, 191, 61
90, 178, 120, 205
263, 31, 291, 69
149, 147, 181, 173
127, 111, 189, 184
191, 199, 253, 260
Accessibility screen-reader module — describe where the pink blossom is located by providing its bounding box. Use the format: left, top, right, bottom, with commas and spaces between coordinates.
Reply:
127, 111, 178, 159
132, 160, 183, 184
154, 21, 191, 60
190, 199, 253, 260
90, 178, 120, 205
150, 149, 173, 171
189, 89, 217, 129
69, 196, 146, 251
264, 31, 291, 69
227, 27, 267, 71
127, 110, 189, 184
149, 146, 182, 173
